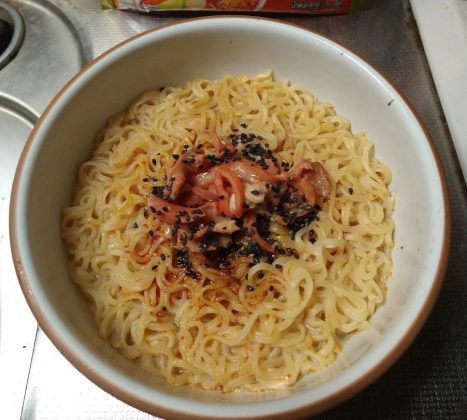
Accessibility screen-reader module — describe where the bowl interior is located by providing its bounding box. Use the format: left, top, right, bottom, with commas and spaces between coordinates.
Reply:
12, 17, 448, 418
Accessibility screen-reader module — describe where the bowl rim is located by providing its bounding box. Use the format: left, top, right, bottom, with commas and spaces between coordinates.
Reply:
9, 15, 451, 420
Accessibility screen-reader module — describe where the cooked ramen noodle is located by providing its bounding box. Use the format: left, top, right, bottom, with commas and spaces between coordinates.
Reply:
61, 73, 394, 392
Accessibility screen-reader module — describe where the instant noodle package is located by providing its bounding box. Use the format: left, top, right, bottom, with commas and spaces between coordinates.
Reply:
102, 0, 366, 14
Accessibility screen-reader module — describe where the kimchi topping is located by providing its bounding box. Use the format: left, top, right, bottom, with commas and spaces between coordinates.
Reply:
147, 130, 330, 271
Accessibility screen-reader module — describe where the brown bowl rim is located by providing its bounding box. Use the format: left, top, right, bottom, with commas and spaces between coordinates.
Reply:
9, 15, 451, 420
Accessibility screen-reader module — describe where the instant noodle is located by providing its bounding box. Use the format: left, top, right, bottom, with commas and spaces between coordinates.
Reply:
61, 73, 394, 392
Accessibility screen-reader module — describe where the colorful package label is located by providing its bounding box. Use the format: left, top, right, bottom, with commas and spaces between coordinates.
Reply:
103, 0, 365, 14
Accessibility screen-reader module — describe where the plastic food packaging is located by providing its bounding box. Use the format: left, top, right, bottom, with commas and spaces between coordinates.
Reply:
102, 0, 366, 14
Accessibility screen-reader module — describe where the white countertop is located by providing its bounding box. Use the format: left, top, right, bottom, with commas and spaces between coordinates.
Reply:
411, 0, 467, 184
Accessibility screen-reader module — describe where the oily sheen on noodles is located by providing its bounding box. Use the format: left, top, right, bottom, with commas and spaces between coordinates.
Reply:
61, 73, 394, 392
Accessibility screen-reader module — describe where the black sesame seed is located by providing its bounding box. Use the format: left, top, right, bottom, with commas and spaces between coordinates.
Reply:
143, 178, 148, 182
258, 272, 264, 279
162, 206, 169, 212
246, 285, 255, 292
349, 187, 354, 195
240, 123, 247, 128
269, 285, 274, 291
186, 270, 200, 280
275, 264, 282, 269
161, 254, 166, 261
152, 158, 157, 165
133, 222, 138, 228
172, 154, 179, 160
251, 190, 260, 196
149, 230, 154, 237
152, 264, 158, 271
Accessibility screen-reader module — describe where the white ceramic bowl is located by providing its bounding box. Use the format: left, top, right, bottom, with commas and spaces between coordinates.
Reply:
10, 17, 450, 419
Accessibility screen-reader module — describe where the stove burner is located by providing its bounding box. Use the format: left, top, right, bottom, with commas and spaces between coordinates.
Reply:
0, 3, 24, 70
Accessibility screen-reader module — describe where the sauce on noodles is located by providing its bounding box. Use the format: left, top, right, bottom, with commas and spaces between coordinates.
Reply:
61, 73, 394, 392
